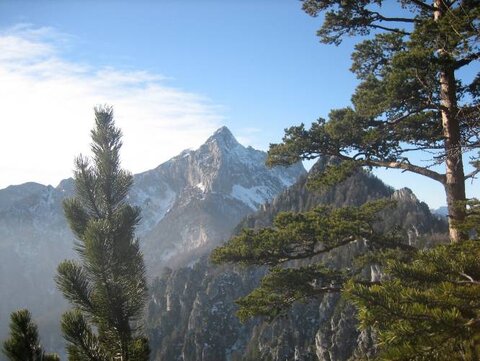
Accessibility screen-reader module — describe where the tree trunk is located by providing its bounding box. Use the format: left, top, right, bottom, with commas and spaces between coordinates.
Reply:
434, 0, 467, 242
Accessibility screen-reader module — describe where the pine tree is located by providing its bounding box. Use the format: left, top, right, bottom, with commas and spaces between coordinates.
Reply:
2, 309, 60, 361
212, 192, 480, 359
56, 106, 149, 360
267, 0, 479, 242
213, 2, 480, 358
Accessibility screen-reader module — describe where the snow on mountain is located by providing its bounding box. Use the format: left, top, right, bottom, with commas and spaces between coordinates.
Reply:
133, 126, 305, 269
231, 184, 277, 210
0, 126, 305, 357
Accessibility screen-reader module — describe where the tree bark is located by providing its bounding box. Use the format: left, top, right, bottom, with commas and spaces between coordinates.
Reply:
434, 0, 467, 242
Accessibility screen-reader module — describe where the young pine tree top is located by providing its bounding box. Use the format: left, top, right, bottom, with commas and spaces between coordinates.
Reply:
56, 106, 149, 361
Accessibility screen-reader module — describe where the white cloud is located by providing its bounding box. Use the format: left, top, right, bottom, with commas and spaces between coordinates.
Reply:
0, 25, 224, 188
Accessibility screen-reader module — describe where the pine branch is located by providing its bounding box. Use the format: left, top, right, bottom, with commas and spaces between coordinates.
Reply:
56, 261, 94, 314
362, 158, 446, 184
465, 167, 480, 180
454, 51, 480, 69
61, 310, 109, 361
457, 272, 480, 285
370, 24, 411, 36
370, 12, 415, 23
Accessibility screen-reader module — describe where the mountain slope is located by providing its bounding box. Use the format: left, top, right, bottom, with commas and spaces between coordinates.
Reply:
0, 127, 304, 358
138, 126, 304, 270
145, 160, 447, 361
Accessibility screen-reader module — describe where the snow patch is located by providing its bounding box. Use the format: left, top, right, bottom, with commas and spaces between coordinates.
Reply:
277, 172, 297, 187
133, 184, 176, 233
230, 185, 274, 210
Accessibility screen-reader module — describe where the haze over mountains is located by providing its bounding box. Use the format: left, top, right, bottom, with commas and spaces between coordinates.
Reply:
0, 126, 305, 358
0, 127, 448, 360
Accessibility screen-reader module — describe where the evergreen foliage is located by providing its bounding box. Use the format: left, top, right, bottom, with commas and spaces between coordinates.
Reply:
215, 1, 480, 358
233, 264, 346, 322
56, 106, 149, 360
212, 199, 400, 267
267, 0, 479, 242
211, 199, 411, 321
213, 197, 480, 359
345, 239, 480, 360
2, 309, 60, 361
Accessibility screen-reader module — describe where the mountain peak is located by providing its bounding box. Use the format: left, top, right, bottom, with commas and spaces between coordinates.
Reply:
213, 125, 233, 137
393, 187, 418, 202
206, 126, 239, 149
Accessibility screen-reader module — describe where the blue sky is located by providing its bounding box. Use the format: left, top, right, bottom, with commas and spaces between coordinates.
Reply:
0, 0, 477, 208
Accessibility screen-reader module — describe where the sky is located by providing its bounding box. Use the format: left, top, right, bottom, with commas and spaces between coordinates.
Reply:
0, 0, 477, 209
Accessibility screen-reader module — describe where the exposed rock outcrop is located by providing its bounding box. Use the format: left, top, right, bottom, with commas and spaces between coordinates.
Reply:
146, 163, 447, 360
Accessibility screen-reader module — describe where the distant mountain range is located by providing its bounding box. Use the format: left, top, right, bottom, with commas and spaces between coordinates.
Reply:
0, 126, 304, 358
432, 206, 449, 217
0, 126, 450, 360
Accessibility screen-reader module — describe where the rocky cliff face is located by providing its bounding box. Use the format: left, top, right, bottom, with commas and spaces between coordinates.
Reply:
0, 127, 304, 358
145, 162, 447, 361
137, 126, 304, 271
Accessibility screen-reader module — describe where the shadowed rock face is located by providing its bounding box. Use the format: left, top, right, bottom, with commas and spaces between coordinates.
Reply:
146, 162, 447, 361
0, 127, 304, 359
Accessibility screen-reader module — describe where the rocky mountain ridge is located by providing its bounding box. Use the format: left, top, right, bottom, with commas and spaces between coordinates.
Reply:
145, 161, 447, 361
136, 126, 304, 270
0, 126, 304, 358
